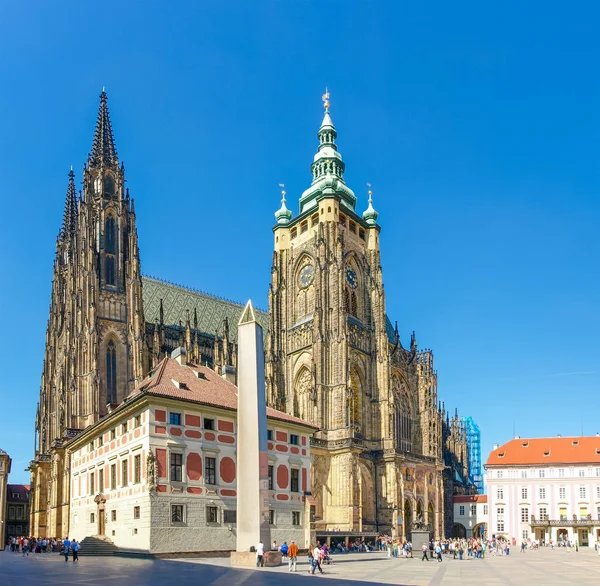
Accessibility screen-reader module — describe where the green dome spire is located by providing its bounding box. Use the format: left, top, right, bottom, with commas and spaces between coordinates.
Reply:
275, 184, 292, 225
298, 89, 357, 214
362, 183, 378, 225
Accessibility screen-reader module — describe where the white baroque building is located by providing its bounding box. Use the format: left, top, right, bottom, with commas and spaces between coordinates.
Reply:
453, 494, 488, 539
485, 436, 600, 547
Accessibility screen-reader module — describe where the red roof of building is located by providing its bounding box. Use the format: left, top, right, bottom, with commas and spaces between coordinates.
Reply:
485, 436, 600, 467
129, 357, 318, 430
454, 494, 487, 504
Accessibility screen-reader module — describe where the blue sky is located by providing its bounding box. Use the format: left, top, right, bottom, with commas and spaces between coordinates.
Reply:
1, 1, 599, 484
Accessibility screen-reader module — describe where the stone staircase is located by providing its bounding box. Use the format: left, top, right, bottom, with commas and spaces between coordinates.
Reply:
78, 536, 118, 556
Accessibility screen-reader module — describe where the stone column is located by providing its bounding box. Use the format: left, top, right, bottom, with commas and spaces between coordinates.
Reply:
234, 301, 271, 554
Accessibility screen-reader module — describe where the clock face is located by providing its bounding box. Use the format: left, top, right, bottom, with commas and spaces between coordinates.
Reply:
346, 267, 358, 289
298, 264, 315, 288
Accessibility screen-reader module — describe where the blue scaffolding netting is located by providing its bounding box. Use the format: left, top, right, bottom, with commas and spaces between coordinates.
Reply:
463, 416, 484, 494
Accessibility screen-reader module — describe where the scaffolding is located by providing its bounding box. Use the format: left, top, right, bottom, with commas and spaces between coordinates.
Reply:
463, 416, 483, 494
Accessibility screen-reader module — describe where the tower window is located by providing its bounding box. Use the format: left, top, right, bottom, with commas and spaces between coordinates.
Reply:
105, 216, 117, 286
349, 220, 356, 233
311, 214, 318, 226
339, 214, 346, 227
106, 340, 117, 404
359, 229, 365, 240
291, 228, 297, 239
300, 221, 308, 234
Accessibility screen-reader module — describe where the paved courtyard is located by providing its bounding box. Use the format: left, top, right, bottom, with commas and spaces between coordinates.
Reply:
1, 548, 599, 585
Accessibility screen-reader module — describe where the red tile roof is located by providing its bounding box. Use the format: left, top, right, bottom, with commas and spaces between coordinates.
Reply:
129, 357, 318, 430
485, 436, 600, 467
454, 495, 487, 503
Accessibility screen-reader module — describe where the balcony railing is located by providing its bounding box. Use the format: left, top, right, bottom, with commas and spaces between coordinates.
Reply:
530, 515, 596, 527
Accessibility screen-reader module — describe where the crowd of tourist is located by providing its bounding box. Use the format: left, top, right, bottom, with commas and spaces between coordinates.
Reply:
4, 535, 80, 560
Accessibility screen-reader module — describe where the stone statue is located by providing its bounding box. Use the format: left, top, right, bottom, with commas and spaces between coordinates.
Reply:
146, 451, 156, 490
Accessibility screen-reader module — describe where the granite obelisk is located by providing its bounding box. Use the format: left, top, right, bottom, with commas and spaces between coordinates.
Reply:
235, 300, 271, 553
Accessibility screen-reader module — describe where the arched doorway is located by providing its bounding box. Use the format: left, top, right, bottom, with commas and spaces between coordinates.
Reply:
428, 503, 435, 532
404, 499, 413, 540
556, 528, 568, 544
452, 523, 467, 538
473, 522, 486, 539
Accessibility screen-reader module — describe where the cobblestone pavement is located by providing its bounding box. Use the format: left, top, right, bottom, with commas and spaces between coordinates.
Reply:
1, 548, 599, 585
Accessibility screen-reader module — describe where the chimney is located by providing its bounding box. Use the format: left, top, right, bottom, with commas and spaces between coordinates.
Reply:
171, 347, 187, 366
493, 443, 499, 450
221, 364, 236, 385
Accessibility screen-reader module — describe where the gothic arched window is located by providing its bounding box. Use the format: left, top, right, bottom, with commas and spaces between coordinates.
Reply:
348, 369, 362, 433
392, 376, 412, 452
106, 340, 117, 404
295, 367, 313, 423
105, 216, 116, 286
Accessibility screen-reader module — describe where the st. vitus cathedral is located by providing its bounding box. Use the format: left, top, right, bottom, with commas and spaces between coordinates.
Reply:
29, 91, 472, 539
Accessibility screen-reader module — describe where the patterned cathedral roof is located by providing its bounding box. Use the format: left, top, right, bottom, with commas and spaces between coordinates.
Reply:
142, 276, 268, 341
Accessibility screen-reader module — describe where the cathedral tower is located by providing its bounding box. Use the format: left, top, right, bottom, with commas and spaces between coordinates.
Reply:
266, 92, 445, 537
30, 91, 145, 537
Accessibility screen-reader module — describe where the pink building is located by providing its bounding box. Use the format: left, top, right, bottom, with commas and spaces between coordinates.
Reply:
67, 352, 316, 554
485, 436, 600, 547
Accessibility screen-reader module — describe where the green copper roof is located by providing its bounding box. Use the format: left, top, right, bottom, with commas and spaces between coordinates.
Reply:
142, 276, 268, 341
298, 107, 356, 215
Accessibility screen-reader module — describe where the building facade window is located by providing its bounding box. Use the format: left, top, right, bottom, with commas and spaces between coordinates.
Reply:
579, 486, 586, 499
223, 510, 236, 524
171, 504, 184, 524
134, 454, 141, 484
291, 469, 299, 493
268, 465, 274, 490
497, 488, 504, 500
111, 510, 117, 522
522, 529, 529, 539
269, 510, 275, 525
170, 413, 181, 426
483, 505, 488, 515
290, 434, 299, 445
99, 469, 104, 492
133, 506, 140, 520
206, 506, 219, 524
539, 469, 545, 478
470, 504, 477, 516
497, 470, 503, 479
521, 508, 529, 523
558, 468, 565, 477
459, 505, 465, 515
206, 456, 216, 484
559, 487, 566, 499
292, 511, 301, 526
204, 418, 214, 430
106, 340, 117, 404
539, 507, 548, 521
521, 488, 528, 500
89, 472, 95, 495
521, 470, 527, 478
579, 469, 586, 477
496, 507, 504, 532
121, 460, 128, 486
170, 453, 183, 482
539, 487, 546, 500
110, 464, 116, 490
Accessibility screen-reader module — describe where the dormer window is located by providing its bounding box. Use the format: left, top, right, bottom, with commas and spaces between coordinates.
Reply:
498, 452, 505, 458
544, 450, 551, 456
572, 441, 579, 446
522, 441, 529, 447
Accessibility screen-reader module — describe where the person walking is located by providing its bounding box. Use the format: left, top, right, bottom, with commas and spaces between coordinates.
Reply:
288, 540, 299, 572
311, 544, 324, 574
22, 537, 29, 557
62, 537, 71, 562
421, 543, 429, 561
280, 541, 288, 561
71, 540, 79, 562
256, 540, 264, 567
435, 543, 442, 562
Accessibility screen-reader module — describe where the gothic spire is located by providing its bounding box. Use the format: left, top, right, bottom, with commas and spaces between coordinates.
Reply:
299, 89, 356, 214
59, 168, 78, 240
274, 184, 292, 225
362, 183, 379, 226
89, 89, 118, 168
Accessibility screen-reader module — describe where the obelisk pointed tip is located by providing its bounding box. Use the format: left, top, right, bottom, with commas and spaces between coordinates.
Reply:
239, 300, 257, 325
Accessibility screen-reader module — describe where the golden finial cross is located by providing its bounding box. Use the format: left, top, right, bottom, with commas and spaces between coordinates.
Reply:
322, 88, 330, 112
278, 183, 286, 198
